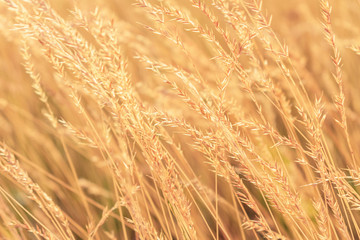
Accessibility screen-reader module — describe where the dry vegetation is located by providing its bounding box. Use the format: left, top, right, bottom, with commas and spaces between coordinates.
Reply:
0, 0, 360, 239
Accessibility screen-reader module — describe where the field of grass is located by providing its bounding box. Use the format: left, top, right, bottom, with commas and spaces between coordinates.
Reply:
1, 0, 360, 239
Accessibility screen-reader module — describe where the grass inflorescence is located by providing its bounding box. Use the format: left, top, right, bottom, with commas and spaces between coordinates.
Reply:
1, 0, 360, 239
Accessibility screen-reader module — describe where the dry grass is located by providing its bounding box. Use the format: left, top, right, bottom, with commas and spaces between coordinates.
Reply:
0, 0, 360, 239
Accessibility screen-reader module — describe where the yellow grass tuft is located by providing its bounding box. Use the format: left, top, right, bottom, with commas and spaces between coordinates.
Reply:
1, 0, 360, 239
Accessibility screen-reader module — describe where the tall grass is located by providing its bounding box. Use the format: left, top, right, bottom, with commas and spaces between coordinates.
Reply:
0, 0, 360, 239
